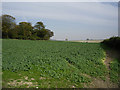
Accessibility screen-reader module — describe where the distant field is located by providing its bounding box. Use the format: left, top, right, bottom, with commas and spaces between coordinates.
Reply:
2, 39, 119, 88
71, 40, 103, 43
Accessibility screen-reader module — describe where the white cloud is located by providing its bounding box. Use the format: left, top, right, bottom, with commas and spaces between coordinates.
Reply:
1, 0, 119, 2
0, 2, 2, 15
2, 2, 118, 27
2, 2, 118, 40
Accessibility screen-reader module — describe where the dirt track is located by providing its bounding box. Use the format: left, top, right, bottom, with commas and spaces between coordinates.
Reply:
85, 49, 119, 88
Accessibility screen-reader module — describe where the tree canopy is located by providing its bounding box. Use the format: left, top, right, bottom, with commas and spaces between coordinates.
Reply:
1, 14, 54, 40
2, 14, 16, 38
34, 22, 45, 30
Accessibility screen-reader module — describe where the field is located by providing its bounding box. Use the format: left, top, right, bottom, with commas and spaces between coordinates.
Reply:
71, 40, 102, 43
2, 39, 119, 88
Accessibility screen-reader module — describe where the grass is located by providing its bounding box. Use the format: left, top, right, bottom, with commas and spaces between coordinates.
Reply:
109, 59, 120, 84
101, 43, 120, 84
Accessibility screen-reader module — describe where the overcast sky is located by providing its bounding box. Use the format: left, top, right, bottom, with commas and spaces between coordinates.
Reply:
2, 2, 118, 40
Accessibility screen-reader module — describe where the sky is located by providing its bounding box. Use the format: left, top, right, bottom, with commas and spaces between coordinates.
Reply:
2, 1, 118, 40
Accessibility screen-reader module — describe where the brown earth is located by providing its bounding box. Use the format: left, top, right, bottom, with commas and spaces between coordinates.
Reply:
7, 77, 38, 88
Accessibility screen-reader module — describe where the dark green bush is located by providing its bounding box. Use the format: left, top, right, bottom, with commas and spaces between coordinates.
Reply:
101, 36, 120, 50
29, 36, 41, 40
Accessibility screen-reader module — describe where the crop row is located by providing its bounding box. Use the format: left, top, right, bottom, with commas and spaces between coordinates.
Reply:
2, 39, 107, 83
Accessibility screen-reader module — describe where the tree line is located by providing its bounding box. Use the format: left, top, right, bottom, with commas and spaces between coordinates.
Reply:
1, 14, 54, 40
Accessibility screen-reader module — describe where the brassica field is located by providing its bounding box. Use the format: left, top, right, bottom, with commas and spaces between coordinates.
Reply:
2, 39, 109, 88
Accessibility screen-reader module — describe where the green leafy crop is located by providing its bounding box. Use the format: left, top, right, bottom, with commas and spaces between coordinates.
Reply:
2, 39, 108, 86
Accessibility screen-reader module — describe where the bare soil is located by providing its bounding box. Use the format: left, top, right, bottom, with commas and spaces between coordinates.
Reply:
8, 77, 38, 88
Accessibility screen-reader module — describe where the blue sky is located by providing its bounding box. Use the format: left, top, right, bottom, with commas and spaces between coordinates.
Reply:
2, 2, 118, 40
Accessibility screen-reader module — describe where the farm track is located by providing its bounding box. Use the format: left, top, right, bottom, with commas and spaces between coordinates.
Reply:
65, 49, 119, 88
88, 50, 119, 88
104, 50, 119, 88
